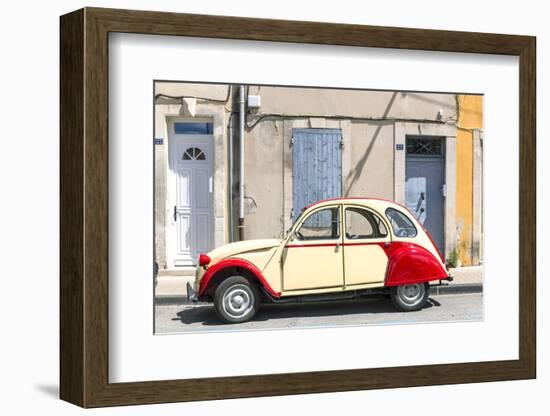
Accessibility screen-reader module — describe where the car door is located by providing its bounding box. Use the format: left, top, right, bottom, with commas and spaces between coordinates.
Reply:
342, 205, 391, 287
282, 205, 344, 291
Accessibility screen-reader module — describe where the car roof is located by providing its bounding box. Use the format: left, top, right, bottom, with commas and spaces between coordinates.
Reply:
302, 197, 408, 213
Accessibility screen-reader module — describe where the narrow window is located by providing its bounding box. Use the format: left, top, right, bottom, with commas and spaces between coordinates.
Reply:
406, 137, 443, 156
174, 122, 213, 135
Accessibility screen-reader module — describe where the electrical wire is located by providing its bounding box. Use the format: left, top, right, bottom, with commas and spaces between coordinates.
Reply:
241, 87, 454, 130
243, 112, 450, 130
155, 85, 231, 103
157, 84, 460, 130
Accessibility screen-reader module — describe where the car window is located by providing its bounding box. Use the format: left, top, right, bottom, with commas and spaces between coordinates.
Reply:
345, 207, 388, 239
385, 207, 417, 238
296, 207, 340, 240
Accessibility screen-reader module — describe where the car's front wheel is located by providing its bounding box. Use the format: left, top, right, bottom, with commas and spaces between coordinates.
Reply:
214, 276, 260, 323
390, 282, 429, 311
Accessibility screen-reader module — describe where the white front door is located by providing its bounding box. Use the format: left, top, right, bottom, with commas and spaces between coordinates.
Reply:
168, 131, 214, 267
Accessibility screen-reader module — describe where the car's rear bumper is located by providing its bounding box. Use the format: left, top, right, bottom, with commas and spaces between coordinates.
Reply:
430, 275, 454, 286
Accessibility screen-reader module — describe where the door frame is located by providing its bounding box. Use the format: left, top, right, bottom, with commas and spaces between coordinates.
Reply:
394, 122, 457, 261
404, 137, 446, 257
165, 117, 215, 268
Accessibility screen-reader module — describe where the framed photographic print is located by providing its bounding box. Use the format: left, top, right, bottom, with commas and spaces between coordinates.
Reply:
60, 7, 536, 408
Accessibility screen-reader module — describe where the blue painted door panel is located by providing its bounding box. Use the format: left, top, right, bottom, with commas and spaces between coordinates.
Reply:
406, 157, 445, 257
292, 128, 342, 221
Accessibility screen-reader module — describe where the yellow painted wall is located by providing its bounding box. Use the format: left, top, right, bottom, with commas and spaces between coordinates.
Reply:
455, 95, 483, 265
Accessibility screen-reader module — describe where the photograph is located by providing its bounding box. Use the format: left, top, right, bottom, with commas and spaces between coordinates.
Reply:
152, 82, 484, 333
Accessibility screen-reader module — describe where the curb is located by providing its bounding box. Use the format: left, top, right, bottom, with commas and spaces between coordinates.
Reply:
155, 295, 193, 305
429, 283, 483, 296
155, 283, 483, 305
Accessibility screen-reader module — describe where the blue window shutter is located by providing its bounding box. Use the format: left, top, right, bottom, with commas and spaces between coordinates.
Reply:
292, 128, 343, 220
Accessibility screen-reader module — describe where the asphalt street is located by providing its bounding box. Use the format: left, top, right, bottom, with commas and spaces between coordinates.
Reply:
154, 293, 483, 334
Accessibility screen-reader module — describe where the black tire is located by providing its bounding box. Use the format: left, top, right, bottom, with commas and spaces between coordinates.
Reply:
213, 276, 260, 324
390, 282, 429, 311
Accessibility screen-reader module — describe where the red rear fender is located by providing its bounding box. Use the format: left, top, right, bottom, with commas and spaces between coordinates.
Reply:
385, 242, 448, 286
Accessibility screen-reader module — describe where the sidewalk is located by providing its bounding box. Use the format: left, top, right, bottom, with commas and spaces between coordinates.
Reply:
155, 274, 194, 298
430, 265, 483, 295
155, 265, 483, 301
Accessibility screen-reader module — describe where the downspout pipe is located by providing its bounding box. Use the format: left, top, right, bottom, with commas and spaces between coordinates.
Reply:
238, 85, 245, 240
228, 111, 234, 242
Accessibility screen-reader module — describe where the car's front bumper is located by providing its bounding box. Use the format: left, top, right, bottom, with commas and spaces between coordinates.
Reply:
186, 281, 198, 303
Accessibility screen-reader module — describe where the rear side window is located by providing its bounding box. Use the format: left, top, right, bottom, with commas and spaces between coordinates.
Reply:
385, 208, 417, 238
345, 207, 388, 239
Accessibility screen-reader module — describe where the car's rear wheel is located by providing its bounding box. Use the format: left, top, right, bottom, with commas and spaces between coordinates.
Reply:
214, 276, 260, 323
390, 282, 429, 311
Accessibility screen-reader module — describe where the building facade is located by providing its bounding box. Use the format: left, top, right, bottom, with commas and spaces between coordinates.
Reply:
154, 82, 483, 274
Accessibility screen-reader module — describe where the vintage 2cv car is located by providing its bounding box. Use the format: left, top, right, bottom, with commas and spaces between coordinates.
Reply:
187, 198, 453, 323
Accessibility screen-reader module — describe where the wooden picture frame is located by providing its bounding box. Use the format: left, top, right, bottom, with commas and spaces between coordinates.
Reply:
60, 7, 536, 408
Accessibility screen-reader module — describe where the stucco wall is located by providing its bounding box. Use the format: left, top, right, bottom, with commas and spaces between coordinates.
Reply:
344, 121, 394, 200
156, 83, 230, 102
455, 95, 483, 266
156, 83, 455, 122
247, 86, 455, 121
241, 119, 285, 240
240, 118, 396, 240
153, 82, 477, 269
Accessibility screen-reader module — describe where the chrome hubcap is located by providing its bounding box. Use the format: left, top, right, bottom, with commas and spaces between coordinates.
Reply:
222, 285, 253, 318
398, 283, 424, 305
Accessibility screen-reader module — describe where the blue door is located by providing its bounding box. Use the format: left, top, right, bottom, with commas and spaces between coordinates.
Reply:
405, 136, 445, 257
292, 128, 342, 219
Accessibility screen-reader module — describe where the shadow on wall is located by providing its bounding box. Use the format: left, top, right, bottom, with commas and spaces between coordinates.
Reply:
345, 92, 397, 193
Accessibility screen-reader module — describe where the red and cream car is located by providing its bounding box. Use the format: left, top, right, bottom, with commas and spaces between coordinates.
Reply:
188, 198, 452, 323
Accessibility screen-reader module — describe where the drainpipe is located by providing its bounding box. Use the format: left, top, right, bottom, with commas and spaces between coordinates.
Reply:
238, 85, 245, 240
228, 111, 234, 242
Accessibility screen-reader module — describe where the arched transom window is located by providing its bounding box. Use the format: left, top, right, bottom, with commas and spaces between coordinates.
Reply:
182, 147, 206, 161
